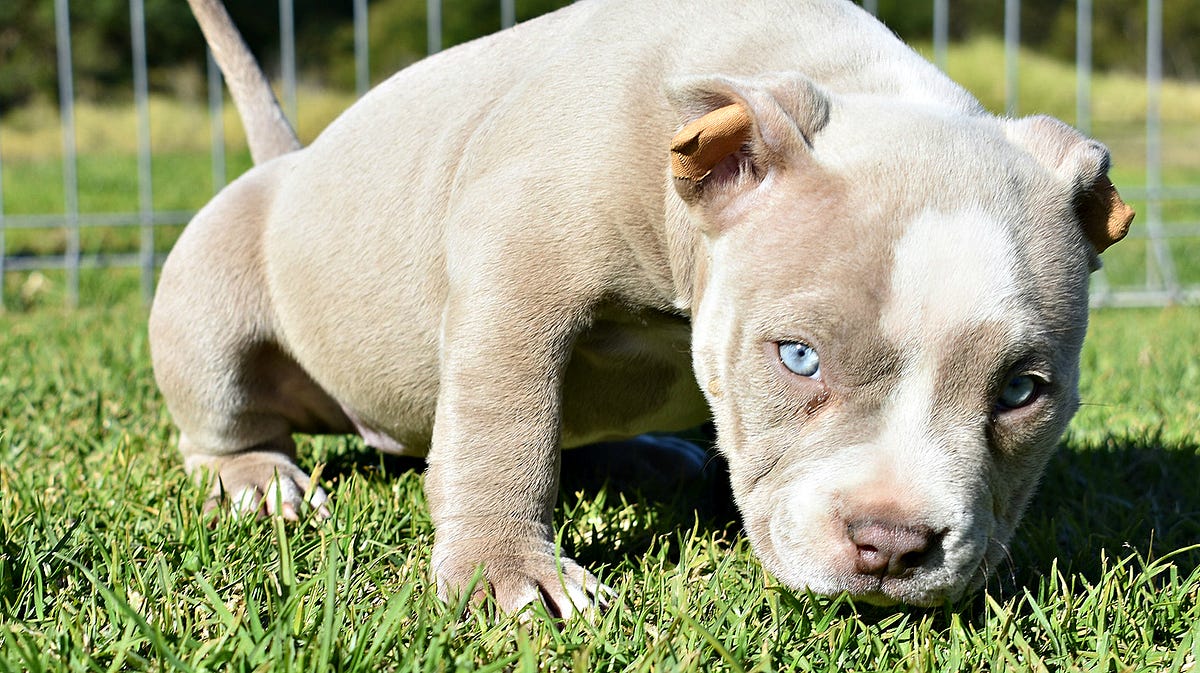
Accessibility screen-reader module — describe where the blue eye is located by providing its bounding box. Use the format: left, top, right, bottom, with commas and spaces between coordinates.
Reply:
998, 374, 1039, 409
779, 341, 820, 378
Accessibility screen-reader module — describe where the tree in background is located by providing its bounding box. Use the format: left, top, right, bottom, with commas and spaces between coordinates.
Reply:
311, 0, 573, 91
880, 0, 1198, 80
0, 0, 61, 108
0, 0, 199, 107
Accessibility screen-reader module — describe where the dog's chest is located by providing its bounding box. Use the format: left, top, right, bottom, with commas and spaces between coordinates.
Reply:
560, 308, 709, 447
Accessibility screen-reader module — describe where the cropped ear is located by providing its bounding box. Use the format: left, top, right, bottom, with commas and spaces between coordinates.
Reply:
669, 103, 752, 183
1005, 115, 1134, 258
665, 74, 832, 213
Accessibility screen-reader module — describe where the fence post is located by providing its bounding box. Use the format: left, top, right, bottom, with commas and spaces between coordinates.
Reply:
208, 51, 227, 193
55, 0, 81, 308
131, 0, 155, 303
501, 0, 515, 29
355, 0, 370, 96
1145, 0, 1179, 301
0, 134, 5, 312
933, 0, 948, 70
1075, 0, 1092, 135
280, 0, 298, 126
1004, 0, 1020, 116
1076, 0, 1112, 305
428, 0, 442, 54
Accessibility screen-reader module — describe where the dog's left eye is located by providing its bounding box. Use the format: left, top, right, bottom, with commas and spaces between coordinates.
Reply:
779, 341, 821, 378
997, 373, 1040, 410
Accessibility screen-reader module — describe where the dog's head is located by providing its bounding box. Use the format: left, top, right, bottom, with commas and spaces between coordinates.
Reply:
666, 74, 1132, 606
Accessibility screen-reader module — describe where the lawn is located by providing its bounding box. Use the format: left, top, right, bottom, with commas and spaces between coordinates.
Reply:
0, 296, 1197, 671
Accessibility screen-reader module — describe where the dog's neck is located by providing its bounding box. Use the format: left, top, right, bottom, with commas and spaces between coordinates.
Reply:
661, 189, 708, 317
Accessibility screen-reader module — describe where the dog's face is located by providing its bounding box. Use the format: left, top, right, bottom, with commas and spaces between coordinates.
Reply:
668, 76, 1132, 605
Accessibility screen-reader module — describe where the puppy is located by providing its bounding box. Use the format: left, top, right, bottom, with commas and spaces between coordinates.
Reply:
152, 0, 1132, 615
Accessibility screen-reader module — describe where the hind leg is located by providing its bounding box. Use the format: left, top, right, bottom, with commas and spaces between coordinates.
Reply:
165, 342, 347, 520
150, 180, 351, 519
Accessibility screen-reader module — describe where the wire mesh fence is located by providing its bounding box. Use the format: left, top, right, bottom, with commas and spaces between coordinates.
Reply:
0, 0, 1196, 309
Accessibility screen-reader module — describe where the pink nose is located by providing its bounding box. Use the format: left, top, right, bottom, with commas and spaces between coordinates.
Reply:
847, 520, 938, 578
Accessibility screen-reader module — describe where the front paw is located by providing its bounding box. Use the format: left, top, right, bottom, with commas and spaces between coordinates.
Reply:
432, 538, 612, 618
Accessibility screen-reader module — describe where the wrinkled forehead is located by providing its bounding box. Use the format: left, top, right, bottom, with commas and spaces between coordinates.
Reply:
710, 159, 1088, 356
881, 207, 1030, 348
705, 99, 1096, 348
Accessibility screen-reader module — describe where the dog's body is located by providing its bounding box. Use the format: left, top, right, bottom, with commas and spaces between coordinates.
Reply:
154, 0, 1132, 614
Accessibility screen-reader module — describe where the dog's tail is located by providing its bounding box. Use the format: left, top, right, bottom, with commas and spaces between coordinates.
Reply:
187, 0, 301, 164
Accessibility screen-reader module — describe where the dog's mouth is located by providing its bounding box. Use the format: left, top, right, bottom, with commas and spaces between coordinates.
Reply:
839, 574, 954, 608
759, 544, 968, 608
758, 501, 987, 608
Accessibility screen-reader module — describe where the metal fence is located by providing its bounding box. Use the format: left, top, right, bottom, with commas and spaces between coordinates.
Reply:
0, 0, 1196, 309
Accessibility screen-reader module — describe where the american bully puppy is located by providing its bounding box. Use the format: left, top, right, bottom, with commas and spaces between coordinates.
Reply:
152, 0, 1133, 615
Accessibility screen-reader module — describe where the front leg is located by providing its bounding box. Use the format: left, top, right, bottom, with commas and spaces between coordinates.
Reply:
425, 292, 609, 617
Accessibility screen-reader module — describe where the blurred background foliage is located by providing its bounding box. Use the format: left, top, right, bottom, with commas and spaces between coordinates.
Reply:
876, 0, 1199, 77
0, 0, 1196, 112
0, 0, 573, 110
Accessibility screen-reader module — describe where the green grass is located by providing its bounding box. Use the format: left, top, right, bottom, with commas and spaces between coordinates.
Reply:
1, 298, 1198, 671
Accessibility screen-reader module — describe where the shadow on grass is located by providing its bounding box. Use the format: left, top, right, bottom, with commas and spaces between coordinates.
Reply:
556, 432, 739, 566
313, 428, 1199, 613
1012, 432, 1200, 584
313, 427, 738, 568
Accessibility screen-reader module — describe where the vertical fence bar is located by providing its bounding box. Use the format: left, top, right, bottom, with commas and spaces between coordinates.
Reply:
1075, 0, 1092, 135
208, 50, 227, 193
0, 134, 5, 311
933, 0, 948, 70
131, 0, 155, 303
862, 0, 878, 16
427, 0, 442, 54
280, 0, 297, 125
1076, 0, 1109, 303
1145, 0, 1179, 299
55, 0, 80, 307
354, 0, 369, 96
501, 0, 516, 29
1004, 0, 1020, 116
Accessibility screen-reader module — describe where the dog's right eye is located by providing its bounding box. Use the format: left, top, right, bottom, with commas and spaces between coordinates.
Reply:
997, 373, 1042, 410
779, 341, 821, 379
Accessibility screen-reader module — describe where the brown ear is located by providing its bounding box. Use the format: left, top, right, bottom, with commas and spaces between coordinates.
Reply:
1076, 174, 1134, 254
1005, 115, 1134, 257
670, 104, 752, 181
665, 74, 831, 211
